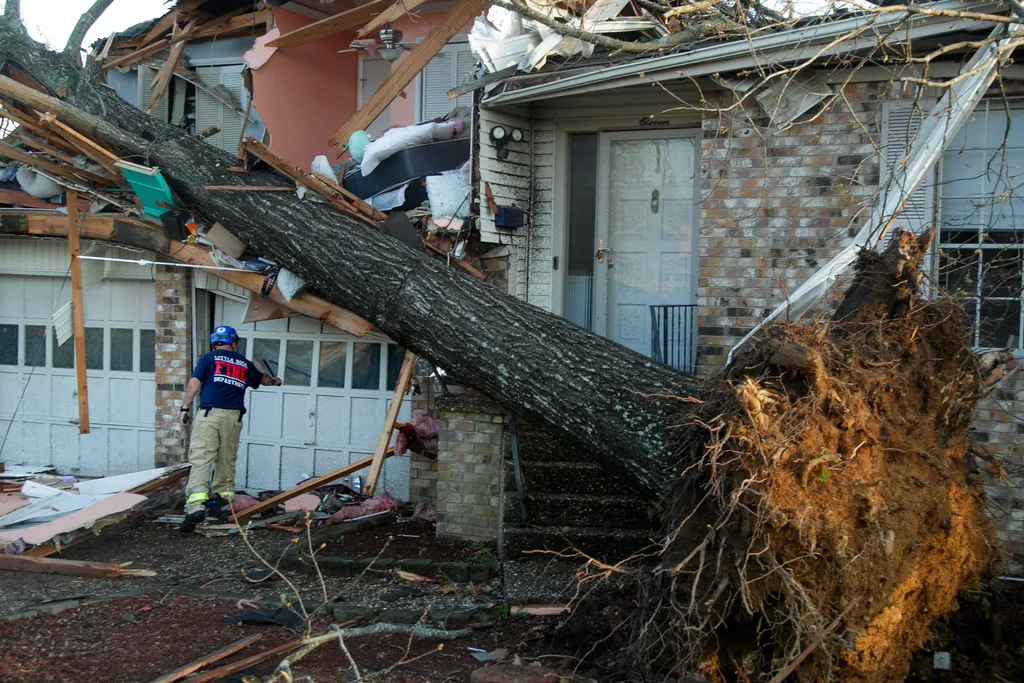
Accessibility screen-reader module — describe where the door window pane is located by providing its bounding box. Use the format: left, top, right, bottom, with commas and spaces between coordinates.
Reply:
139, 329, 155, 373
24, 325, 45, 367
52, 332, 74, 369
85, 328, 103, 370
284, 340, 313, 386
252, 338, 281, 378
110, 329, 134, 371
352, 342, 381, 390
235, 337, 247, 358
0, 324, 17, 365
387, 344, 407, 389
318, 341, 347, 388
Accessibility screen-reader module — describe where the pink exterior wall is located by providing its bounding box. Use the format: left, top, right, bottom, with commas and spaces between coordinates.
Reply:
248, 9, 474, 171
249, 9, 359, 171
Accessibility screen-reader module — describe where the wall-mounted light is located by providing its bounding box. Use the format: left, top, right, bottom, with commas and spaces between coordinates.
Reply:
490, 125, 524, 160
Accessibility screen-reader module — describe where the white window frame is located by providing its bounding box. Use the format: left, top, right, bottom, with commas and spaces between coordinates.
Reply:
416, 37, 472, 122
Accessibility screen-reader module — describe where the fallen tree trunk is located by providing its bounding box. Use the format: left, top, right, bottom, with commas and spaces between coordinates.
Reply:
0, 19, 697, 498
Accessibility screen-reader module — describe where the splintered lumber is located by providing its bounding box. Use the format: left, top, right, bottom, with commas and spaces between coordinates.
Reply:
67, 191, 90, 434
310, 171, 385, 222
243, 139, 378, 224
358, 0, 432, 37
424, 241, 486, 280
138, 11, 178, 48
0, 139, 113, 186
330, 0, 485, 150
103, 9, 245, 71
192, 11, 270, 41
0, 188, 62, 209
364, 350, 416, 496
0, 105, 79, 155
233, 449, 394, 522
0, 554, 155, 579
12, 132, 80, 166
145, 22, 192, 114
267, 0, 393, 48
187, 640, 301, 683
39, 112, 123, 179
147, 634, 262, 683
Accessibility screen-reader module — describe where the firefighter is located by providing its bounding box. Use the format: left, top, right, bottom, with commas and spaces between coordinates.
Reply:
178, 325, 282, 533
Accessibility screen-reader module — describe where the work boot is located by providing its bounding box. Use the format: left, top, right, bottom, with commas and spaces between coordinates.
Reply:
179, 509, 206, 535
205, 494, 230, 523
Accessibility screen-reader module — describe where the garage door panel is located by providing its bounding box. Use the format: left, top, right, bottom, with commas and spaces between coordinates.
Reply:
109, 377, 140, 424
315, 396, 350, 447
280, 446, 315, 489
51, 424, 81, 472
51, 374, 78, 420
255, 319, 288, 333
22, 374, 52, 417
246, 443, 280, 492
217, 297, 248, 328
288, 317, 321, 334
0, 420, 16, 460
77, 429, 106, 476
138, 429, 155, 471
84, 282, 110, 322
22, 278, 53, 320
350, 397, 385, 447
88, 377, 110, 423
107, 428, 138, 475
383, 457, 410, 500
109, 281, 139, 322
139, 284, 156, 324
0, 278, 23, 317
0, 371, 23, 414
281, 393, 312, 443
247, 391, 282, 439
20, 421, 50, 466
314, 448, 349, 476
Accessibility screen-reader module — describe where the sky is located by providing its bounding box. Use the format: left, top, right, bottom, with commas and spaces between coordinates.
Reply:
6, 0, 170, 52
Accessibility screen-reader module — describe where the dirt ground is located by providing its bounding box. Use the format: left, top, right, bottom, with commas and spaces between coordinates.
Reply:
323, 518, 489, 563
0, 593, 551, 683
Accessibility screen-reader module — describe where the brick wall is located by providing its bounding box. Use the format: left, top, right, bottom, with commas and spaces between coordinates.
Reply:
696, 83, 883, 375
434, 395, 506, 543
154, 265, 192, 466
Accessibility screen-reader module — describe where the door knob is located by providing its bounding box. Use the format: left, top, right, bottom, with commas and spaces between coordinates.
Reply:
650, 189, 660, 214
595, 239, 615, 264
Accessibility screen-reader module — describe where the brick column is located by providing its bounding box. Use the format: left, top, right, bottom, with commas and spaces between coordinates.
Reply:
434, 395, 506, 542
154, 265, 192, 466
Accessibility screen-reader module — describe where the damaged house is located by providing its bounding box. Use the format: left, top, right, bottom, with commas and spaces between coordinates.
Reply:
1, 0, 1023, 578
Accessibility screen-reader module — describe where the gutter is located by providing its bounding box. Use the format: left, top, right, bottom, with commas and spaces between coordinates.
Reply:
483, 0, 1006, 106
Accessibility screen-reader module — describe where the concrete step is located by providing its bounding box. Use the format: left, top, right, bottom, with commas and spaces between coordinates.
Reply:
501, 525, 659, 563
503, 492, 657, 530
503, 460, 638, 495
508, 432, 593, 463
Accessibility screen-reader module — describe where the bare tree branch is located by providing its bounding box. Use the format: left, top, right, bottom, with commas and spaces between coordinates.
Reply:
64, 0, 115, 66
3, 0, 19, 19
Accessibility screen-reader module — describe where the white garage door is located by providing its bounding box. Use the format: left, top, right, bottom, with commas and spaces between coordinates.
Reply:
0, 274, 157, 476
213, 295, 412, 498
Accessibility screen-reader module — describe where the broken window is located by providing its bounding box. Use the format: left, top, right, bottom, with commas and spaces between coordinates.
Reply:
937, 100, 1024, 351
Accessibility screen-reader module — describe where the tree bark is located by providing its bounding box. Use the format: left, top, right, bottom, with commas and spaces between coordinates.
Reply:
63, 0, 115, 66
0, 17, 699, 498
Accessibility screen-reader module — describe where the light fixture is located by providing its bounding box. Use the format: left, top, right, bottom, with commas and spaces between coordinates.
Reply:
379, 24, 403, 49
490, 125, 523, 160
510, 128, 523, 142
490, 125, 507, 142
379, 47, 404, 62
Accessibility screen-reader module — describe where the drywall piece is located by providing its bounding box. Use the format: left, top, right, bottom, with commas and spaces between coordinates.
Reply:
75, 466, 182, 496
754, 70, 832, 127
281, 493, 320, 513
0, 493, 30, 518
21, 481, 64, 498
0, 493, 111, 528
0, 492, 146, 545
0, 466, 56, 479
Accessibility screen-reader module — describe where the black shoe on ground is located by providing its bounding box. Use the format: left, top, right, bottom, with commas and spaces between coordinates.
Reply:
179, 509, 206, 535
205, 494, 230, 523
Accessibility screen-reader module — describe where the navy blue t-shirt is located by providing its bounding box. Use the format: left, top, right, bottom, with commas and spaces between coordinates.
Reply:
192, 350, 263, 410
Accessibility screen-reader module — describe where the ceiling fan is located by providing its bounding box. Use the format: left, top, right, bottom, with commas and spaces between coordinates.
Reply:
337, 24, 418, 62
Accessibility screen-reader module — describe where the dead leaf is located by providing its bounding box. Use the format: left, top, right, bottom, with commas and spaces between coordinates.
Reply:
395, 569, 438, 583
439, 585, 457, 595
488, 647, 508, 661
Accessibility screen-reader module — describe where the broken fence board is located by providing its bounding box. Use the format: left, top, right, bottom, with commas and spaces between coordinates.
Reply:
147, 634, 262, 683
0, 554, 156, 579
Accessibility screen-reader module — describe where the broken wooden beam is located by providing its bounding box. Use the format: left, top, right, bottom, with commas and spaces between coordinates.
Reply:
67, 191, 90, 434
187, 640, 301, 683
103, 9, 246, 71
0, 554, 156, 579
0, 139, 115, 186
266, 0, 393, 48
424, 241, 486, 280
310, 171, 386, 222
358, 0, 431, 37
233, 449, 394, 522
329, 0, 485, 151
145, 21, 192, 114
39, 112, 123, 180
147, 634, 262, 683
364, 350, 416, 496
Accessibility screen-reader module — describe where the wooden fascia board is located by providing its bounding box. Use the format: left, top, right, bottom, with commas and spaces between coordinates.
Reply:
266, 0, 393, 48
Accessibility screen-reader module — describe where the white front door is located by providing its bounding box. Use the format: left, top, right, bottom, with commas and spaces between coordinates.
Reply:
212, 295, 411, 497
594, 132, 699, 360
0, 274, 157, 476
359, 56, 392, 138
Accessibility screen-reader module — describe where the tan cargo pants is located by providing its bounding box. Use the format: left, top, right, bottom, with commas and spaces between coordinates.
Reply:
184, 408, 244, 514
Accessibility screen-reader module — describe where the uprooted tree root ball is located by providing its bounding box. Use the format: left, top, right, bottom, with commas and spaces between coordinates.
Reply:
635, 233, 1005, 682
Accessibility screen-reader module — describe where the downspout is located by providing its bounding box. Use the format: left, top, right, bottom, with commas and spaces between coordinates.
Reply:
726, 22, 1020, 367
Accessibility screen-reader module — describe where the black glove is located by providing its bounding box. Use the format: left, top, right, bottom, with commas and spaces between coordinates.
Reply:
181, 406, 191, 427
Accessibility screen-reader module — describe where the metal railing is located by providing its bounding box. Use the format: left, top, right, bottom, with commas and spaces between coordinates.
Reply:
650, 304, 698, 374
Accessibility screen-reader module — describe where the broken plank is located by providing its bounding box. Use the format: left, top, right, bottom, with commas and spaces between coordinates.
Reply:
203, 185, 294, 191
424, 241, 486, 280
145, 25, 191, 114
309, 171, 385, 221
67, 191, 90, 434
138, 11, 178, 48
330, 0, 485, 150
12, 132, 81, 166
147, 634, 262, 683
358, 0, 432, 36
188, 640, 301, 683
40, 113, 123, 179
448, 66, 517, 99
364, 350, 416, 496
191, 11, 269, 40
233, 450, 394, 522
267, 0, 393, 48
0, 139, 116, 186
103, 9, 245, 71
0, 554, 155, 579
0, 188, 63, 210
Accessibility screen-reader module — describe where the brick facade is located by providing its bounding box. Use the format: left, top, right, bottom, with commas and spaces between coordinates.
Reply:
434, 395, 506, 543
154, 265, 192, 466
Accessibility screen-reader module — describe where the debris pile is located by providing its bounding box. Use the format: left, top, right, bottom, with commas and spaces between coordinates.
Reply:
639, 232, 1004, 682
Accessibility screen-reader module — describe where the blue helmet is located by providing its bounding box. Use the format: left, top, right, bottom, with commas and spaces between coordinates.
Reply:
210, 325, 239, 346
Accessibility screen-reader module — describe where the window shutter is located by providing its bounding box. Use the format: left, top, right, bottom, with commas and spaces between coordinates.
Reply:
139, 66, 169, 123
219, 67, 247, 153
195, 66, 224, 148
454, 45, 477, 110
421, 47, 454, 121
879, 100, 936, 241
194, 66, 248, 154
